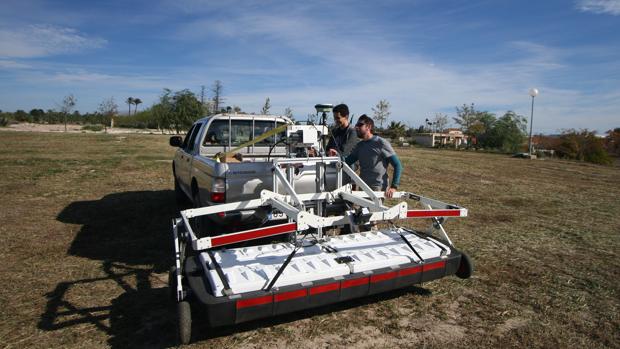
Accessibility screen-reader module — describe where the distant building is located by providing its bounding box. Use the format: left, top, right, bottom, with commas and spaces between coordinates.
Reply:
413, 129, 468, 148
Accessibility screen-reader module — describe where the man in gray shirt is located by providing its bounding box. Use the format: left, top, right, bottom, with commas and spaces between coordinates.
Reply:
345, 114, 402, 198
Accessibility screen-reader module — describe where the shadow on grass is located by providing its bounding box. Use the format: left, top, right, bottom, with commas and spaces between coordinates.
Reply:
39, 190, 180, 348
61, 190, 178, 269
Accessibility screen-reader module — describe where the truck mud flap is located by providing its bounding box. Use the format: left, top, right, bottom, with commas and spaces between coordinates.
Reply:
185, 250, 463, 328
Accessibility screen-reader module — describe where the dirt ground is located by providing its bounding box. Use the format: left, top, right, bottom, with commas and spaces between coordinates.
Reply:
0, 129, 618, 348
4, 122, 162, 134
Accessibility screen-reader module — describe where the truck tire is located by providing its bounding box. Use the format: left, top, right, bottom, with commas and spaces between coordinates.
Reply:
174, 177, 190, 209
192, 190, 209, 236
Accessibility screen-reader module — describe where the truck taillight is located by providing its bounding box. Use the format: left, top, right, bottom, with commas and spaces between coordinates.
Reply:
211, 178, 226, 203
211, 192, 225, 203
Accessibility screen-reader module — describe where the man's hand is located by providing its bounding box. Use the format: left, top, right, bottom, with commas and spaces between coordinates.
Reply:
385, 187, 396, 198
327, 148, 338, 157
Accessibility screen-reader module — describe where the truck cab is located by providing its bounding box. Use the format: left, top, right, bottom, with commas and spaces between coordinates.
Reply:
171, 113, 334, 230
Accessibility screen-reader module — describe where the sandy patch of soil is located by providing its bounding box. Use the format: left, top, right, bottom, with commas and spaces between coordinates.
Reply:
4, 122, 163, 134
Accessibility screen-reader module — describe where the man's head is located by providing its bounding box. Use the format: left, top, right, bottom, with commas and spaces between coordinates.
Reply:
332, 104, 350, 128
355, 114, 374, 139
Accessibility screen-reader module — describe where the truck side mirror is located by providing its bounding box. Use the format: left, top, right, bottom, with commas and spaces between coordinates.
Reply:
169, 136, 183, 147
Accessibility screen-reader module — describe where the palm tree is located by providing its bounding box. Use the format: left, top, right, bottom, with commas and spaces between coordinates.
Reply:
126, 97, 134, 116
133, 98, 142, 114
386, 121, 406, 139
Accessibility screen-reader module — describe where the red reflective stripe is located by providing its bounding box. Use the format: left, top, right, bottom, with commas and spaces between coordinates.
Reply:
275, 289, 307, 302
370, 271, 398, 283
341, 277, 369, 288
211, 222, 297, 247
309, 282, 340, 295
406, 209, 461, 218
398, 266, 422, 276
423, 261, 446, 272
236, 295, 273, 309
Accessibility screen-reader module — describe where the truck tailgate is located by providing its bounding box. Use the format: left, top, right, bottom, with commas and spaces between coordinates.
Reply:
225, 162, 337, 202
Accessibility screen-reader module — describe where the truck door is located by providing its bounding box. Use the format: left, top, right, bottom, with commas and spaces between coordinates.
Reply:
175, 123, 202, 194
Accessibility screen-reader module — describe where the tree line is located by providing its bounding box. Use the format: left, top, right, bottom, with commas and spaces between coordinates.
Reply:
0, 80, 273, 133
0, 88, 616, 164
371, 102, 527, 154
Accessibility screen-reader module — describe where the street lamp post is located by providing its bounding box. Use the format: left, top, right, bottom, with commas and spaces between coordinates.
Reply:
528, 88, 539, 157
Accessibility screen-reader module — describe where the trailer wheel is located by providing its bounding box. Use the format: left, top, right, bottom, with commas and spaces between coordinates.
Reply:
456, 252, 474, 279
177, 300, 192, 345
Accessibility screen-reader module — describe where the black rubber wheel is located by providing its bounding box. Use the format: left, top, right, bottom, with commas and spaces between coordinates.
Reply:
192, 186, 201, 209
168, 266, 177, 301
177, 300, 192, 345
174, 177, 191, 209
191, 191, 208, 236
192, 189, 219, 237
456, 252, 474, 279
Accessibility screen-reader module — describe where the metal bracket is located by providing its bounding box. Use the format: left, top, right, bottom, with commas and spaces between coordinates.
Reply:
273, 165, 305, 209
172, 218, 185, 302
341, 162, 382, 207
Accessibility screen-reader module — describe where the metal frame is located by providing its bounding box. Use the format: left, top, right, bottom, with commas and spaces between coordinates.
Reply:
172, 157, 467, 301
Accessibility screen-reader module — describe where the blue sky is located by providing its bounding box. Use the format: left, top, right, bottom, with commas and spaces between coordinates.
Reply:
1, 0, 619, 133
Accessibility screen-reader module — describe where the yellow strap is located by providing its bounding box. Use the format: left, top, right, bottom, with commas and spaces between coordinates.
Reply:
215, 123, 289, 161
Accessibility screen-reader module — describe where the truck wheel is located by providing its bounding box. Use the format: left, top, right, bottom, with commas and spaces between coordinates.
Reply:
177, 300, 192, 345
192, 191, 209, 236
192, 186, 201, 208
175, 177, 190, 209
456, 252, 473, 279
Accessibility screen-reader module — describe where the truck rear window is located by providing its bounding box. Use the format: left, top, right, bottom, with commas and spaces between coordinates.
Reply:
203, 120, 286, 147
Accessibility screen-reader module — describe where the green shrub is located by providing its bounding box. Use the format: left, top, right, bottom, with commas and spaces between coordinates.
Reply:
0, 116, 8, 127
557, 129, 612, 165
82, 124, 103, 132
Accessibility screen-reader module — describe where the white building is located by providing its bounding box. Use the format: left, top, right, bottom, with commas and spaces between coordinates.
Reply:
412, 129, 468, 148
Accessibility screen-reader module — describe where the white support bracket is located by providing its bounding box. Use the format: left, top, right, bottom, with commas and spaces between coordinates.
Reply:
172, 218, 185, 302
423, 203, 455, 247
339, 191, 387, 212
266, 196, 306, 229
341, 162, 382, 207
183, 198, 264, 218
273, 165, 305, 209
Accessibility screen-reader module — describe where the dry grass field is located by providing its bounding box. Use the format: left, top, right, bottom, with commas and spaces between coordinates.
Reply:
0, 130, 618, 348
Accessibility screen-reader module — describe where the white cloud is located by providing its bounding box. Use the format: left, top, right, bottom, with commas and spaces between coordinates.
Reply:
576, 0, 620, 15
0, 59, 31, 69
35, 68, 171, 90
47, 70, 115, 83
0, 25, 106, 58
169, 8, 620, 133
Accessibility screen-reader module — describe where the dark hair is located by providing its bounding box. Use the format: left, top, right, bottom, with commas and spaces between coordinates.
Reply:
357, 114, 374, 131
333, 104, 349, 117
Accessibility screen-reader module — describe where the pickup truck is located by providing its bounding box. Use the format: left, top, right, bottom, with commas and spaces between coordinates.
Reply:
170, 113, 336, 230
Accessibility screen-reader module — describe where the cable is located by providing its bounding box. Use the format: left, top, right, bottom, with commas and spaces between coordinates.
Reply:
267, 137, 289, 162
